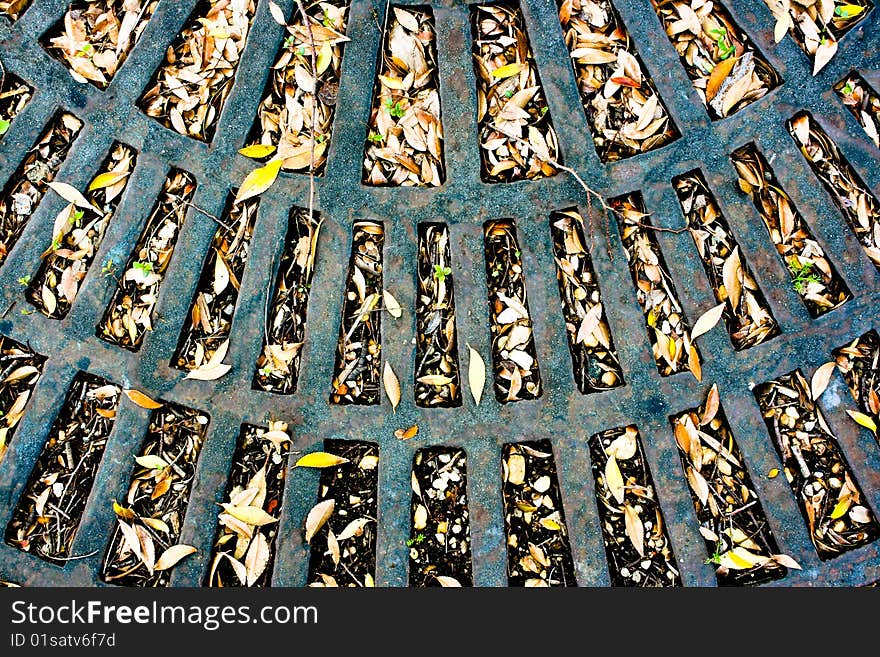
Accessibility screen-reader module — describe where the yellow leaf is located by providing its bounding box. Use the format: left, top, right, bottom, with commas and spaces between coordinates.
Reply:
88, 170, 129, 191
238, 144, 277, 158
155, 544, 197, 571
317, 40, 333, 75
113, 501, 135, 520
492, 63, 525, 78
142, 517, 170, 533
395, 425, 419, 440
295, 452, 349, 468
605, 455, 625, 505
830, 494, 852, 519
706, 56, 737, 103
379, 74, 405, 90
221, 504, 277, 526
124, 388, 163, 409
384, 361, 401, 411
768, 468, 780, 479
718, 547, 768, 570
135, 455, 169, 470
235, 158, 283, 204
467, 345, 486, 405
846, 409, 877, 433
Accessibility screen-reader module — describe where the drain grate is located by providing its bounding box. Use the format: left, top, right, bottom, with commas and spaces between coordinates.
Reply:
0, 0, 878, 587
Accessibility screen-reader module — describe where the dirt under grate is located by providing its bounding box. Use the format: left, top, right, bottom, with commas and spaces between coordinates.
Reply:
0, 0, 878, 588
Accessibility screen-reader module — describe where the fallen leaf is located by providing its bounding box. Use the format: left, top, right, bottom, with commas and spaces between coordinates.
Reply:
244, 532, 271, 586
155, 544, 197, 571
768, 468, 780, 479
395, 425, 419, 440
810, 361, 837, 400
706, 56, 737, 103
772, 553, 801, 569
48, 181, 98, 212
305, 499, 335, 543
239, 144, 277, 158
135, 455, 168, 470
88, 170, 129, 191
235, 158, 283, 204
384, 361, 401, 410
467, 345, 485, 405
268, 1, 286, 26
184, 363, 232, 381
124, 389, 163, 409
492, 63, 525, 78
846, 409, 877, 433
691, 303, 725, 340
623, 504, 644, 557
295, 452, 349, 468
605, 455, 625, 505
221, 504, 277, 526
383, 290, 402, 318
435, 575, 461, 587
336, 517, 370, 541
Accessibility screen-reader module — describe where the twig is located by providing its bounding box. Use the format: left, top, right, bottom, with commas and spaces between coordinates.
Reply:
185, 201, 235, 233
295, 0, 318, 226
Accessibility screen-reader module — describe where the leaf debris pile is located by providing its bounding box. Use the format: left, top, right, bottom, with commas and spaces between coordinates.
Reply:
0, 68, 33, 138
557, 0, 678, 161
206, 422, 291, 587
28, 142, 136, 319
102, 403, 208, 586
254, 207, 320, 394
835, 72, 880, 149
330, 221, 384, 405
0, 112, 82, 269
762, 0, 872, 74
140, 0, 256, 141
363, 7, 444, 187
409, 447, 471, 587
5, 373, 120, 564
754, 369, 880, 558
415, 223, 461, 407
484, 220, 542, 402
550, 208, 623, 393
244, 0, 350, 173
589, 426, 681, 587
612, 192, 701, 380
100, 169, 196, 350
674, 170, 780, 350
672, 385, 794, 585
307, 440, 378, 587
834, 329, 880, 441
788, 111, 880, 272
174, 194, 259, 377
649, 0, 782, 119
732, 143, 851, 317
43, 0, 159, 88
502, 441, 576, 587
0, 334, 46, 464
471, 3, 559, 182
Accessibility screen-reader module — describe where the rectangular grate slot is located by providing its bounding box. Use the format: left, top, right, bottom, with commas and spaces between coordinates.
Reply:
502, 440, 575, 586
834, 329, 880, 442
0, 111, 83, 270
173, 193, 259, 373
549, 208, 624, 393
253, 207, 320, 394
5, 372, 120, 565
0, 68, 33, 140
242, 0, 351, 175
139, 0, 257, 142
41, 0, 159, 89
0, 334, 46, 465
731, 143, 851, 318
101, 402, 209, 587
588, 425, 681, 587
306, 440, 379, 587
648, 0, 782, 119
330, 220, 384, 405
27, 141, 137, 319
415, 223, 462, 408
409, 447, 472, 587
362, 5, 445, 187
761, 0, 873, 74
788, 111, 880, 272
673, 169, 781, 350
835, 71, 880, 149
754, 369, 880, 559
611, 192, 701, 379
0, 0, 32, 21
555, 0, 679, 162
483, 219, 542, 402
205, 421, 291, 587
671, 386, 789, 586
470, 2, 560, 182
98, 168, 196, 350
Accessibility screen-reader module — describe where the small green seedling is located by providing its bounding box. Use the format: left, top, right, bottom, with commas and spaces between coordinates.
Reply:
17, 275, 30, 286
790, 261, 821, 294
433, 265, 451, 282
133, 260, 153, 275
406, 533, 426, 547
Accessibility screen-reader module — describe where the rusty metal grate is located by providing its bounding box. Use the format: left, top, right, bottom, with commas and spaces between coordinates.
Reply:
0, 0, 878, 587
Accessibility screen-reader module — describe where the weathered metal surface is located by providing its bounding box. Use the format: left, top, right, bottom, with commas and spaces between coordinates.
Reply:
0, 0, 877, 587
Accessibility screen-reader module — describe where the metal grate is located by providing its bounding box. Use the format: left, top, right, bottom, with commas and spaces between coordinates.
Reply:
0, 0, 878, 587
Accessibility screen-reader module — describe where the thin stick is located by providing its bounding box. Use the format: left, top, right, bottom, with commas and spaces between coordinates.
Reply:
295, 0, 318, 225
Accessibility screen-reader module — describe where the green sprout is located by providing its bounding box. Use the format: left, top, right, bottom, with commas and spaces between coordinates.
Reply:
842, 82, 854, 95
17, 275, 30, 286
384, 98, 405, 118
503, 89, 514, 99
406, 533, 426, 547
133, 260, 153, 275
69, 209, 84, 226
77, 43, 94, 59
296, 45, 306, 56
284, 36, 295, 49
259, 364, 273, 377
20, 308, 34, 316
540, 106, 548, 115
708, 27, 735, 60
367, 132, 383, 144
789, 261, 822, 294
316, 134, 326, 144
433, 264, 452, 282
50, 238, 61, 251
322, 8, 333, 28
0, 119, 10, 136
705, 543, 723, 565
101, 259, 116, 277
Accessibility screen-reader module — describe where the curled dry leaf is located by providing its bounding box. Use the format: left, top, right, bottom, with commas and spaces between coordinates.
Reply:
383, 361, 401, 411
155, 544, 197, 571
305, 499, 335, 544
